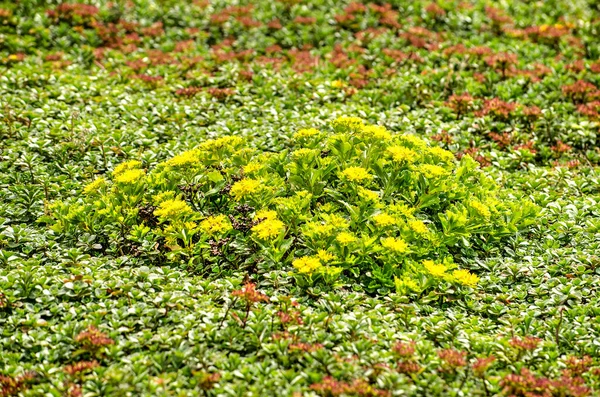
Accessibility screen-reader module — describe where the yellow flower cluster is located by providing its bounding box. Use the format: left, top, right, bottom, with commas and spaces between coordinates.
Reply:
294, 128, 320, 139
331, 116, 365, 131
302, 213, 350, 239
316, 250, 336, 262
154, 198, 193, 219
230, 179, 262, 200
252, 218, 285, 240
303, 222, 334, 238
395, 276, 419, 292
293, 256, 322, 274
408, 220, 429, 235
357, 187, 379, 202
115, 169, 145, 184
428, 147, 454, 163
336, 232, 356, 245
198, 136, 243, 151
381, 237, 409, 253
292, 148, 319, 160
423, 260, 479, 287
469, 200, 491, 218
165, 149, 201, 168
423, 260, 448, 277
323, 213, 349, 228
418, 164, 449, 179
255, 209, 278, 220
358, 125, 392, 141
243, 162, 263, 174
388, 146, 418, 163
373, 213, 396, 227
398, 134, 427, 149
83, 177, 106, 194
390, 203, 416, 218
112, 160, 142, 177
153, 191, 176, 204
340, 166, 372, 183
200, 214, 231, 235
452, 269, 480, 287
111, 160, 146, 184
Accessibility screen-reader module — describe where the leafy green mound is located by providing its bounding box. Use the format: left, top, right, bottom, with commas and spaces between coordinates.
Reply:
50, 117, 537, 293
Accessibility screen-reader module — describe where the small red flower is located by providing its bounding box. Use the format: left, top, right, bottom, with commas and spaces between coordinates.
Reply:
392, 341, 416, 358
437, 349, 467, 369
509, 336, 541, 351
75, 325, 114, 351
64, 360, 99, 376
231, 282, 269, 304
472, 356, 496, 377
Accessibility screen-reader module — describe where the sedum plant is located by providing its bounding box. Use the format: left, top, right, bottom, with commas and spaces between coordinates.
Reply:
50, 117, 538, 294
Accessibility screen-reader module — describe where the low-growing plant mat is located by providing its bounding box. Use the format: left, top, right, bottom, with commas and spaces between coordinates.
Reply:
2, 1, 600, 396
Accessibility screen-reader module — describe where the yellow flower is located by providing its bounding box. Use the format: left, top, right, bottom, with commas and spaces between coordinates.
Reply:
418, 164, 449, 179
292, 148, 318, 160
469, 200, 491, 218
381, 237, 409, 253
165, 150, 201, 167
302, 221, 335, 238
183, 221, 197, 230
452, 269, 479, 287
408, 220, 428, 235
423, 260, 447, 277
358, 125, 392, 140
112, 160, 142, 177
395, 276, 419, 292
230, 179, 261, 200
357, 187, 379, 202
252, 218, 285, 239
340, 166, 372, 183
200, 214, 231, 235
316, 250, 336, 263
373, 213, 397, 227
154, 198, 194, 219
398, 134, 427, 149
243, 162, 263, 175
273, 192, 312, 215
114, 169, 145, 184
198, 136, 243, 151
323, 213, 350, 229
293, 256, 322, 274
387, 146, 418, 163
153, 191, 177, 205
83, 177, 106, 194
294, 128, 320, 139
331, 116, 365, 131
234, 148, 256, 159
389, 203, 416, 217
336, 232, 356, 245
255, 209, 278, 220
428, 147, 454, 163
331, 80, 346, 88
